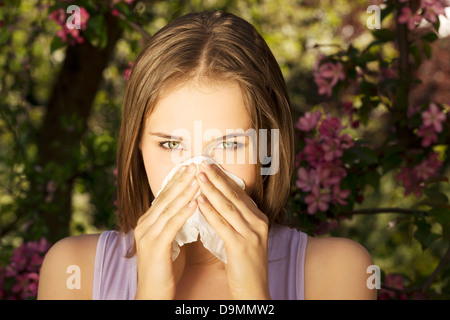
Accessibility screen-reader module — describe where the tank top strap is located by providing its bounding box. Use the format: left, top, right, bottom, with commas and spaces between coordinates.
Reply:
267, 224, 308, 300
92, 230, 137, 300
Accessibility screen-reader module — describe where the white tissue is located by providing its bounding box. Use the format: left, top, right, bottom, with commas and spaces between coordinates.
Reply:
151, 156, 246, 264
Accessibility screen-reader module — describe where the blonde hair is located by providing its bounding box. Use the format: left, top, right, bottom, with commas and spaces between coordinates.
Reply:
117, 10, 295, 235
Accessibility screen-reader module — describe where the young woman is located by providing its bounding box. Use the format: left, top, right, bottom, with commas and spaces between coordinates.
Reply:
38, 10, 377, 300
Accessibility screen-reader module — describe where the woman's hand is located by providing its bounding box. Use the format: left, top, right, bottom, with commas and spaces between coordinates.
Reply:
195, 161, 271, 300
134, 163, 200, 300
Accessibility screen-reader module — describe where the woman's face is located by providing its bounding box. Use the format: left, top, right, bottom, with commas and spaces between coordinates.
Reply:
140, 81, 257, 199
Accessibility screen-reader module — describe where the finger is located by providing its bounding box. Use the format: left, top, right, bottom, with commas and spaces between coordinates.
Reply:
152, 163, 197, 207
196, 194, 241, 246
196, 171, 249, 235
198, 161, 266, 224
138, 163, 198, 227
149, 177, 200, 235
150, 198, 199, 249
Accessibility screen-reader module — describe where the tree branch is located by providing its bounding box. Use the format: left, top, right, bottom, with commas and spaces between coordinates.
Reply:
422, 245, 450, 292
342, 207, 427, 216
115, 11, 151, 41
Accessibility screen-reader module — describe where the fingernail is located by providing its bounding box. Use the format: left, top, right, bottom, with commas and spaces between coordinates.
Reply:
188, 199, 196, 207
201, 161, 211, 170
198, 172, 207, 182
190, 178, 197, 187
178, 165, 187, 173
197, 195, 205, 203
187, 164, 196, 173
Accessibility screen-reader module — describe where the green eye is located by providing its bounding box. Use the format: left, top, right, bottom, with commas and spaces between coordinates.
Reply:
222, 141, 235, 149
168, 141, 180, 149
159, 140, 181, 150
216, 141, 243, 150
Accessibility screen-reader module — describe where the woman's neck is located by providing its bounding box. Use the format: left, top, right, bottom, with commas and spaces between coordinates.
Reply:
181, 240, 225, 269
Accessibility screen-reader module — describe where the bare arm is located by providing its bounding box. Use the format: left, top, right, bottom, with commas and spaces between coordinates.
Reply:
37, 234, 99, 300
304, 236, 378, 300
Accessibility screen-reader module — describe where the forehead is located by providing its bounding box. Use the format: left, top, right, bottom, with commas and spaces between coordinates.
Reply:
146, 81, 252, 133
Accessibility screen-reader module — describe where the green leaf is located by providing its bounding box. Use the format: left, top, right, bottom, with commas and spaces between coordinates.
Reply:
422, 40, 432, 59
50, 36, 66, 53
361, 40, 381, 55
433, 20, 440, 32
346, 45, 360, 58
428, 207, 450, 241
356, 52, 378, 67
84, 15, 107, 49
372, 29, 396, 43
365, 170, 380, 190
424, 190, 449, 205
380, 4, 395, 22
344, 146, 378, 166
429, 207, 450, 224
115, 2, 131, 16
414, 218, 440, 250
421, 32, 439, 42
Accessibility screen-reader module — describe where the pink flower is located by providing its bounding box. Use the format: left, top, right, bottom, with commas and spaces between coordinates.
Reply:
124, 61, 134, 81
316, 161, 346, 187
379, 274, 408, 300
296, 167, 318, 192
422, 0, 447, 23
305, 185, 331, 214
407, 104, 421, 118
413, 152, 442, 180
398, 7, 422, 30
340, 133, 354, 150
12, 273, 40, 299
313, 60, 345, 97
426, 151, 442, 169
317, 62, 345, 86
48, 7, 90, 45
112, 0, 135, 5
302, 138, 324, 165
295, 110, 322, 132
397, 153, 442, 198
397, 166, 423, 198
318, 115, 342, 139
343, 101, 354, 116
416, 125, 438, 147
314, 76, 334, 97
332, 185, 351, 205
298, 113, 353, 213
322, 138, 343, 161
48, 8, 66, 25
421, 103, 446, 133
414, 161, 436, 181
2, 238, 51, 299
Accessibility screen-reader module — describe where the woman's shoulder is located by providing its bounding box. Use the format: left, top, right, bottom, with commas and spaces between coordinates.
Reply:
304, 235, 377, 299
37, 233, 101, 300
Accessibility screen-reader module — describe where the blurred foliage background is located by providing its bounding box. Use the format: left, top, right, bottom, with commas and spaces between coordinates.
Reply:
1, 0, 450, 299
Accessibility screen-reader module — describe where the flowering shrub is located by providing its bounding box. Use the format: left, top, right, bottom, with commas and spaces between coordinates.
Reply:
47, 0, 136, 51
289, 0, 450, 299
295, 111, 354, 215
48, 6, 90, 45
0, 238, 51, 300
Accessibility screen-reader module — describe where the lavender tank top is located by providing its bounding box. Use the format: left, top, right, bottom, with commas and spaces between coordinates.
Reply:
92, 224, 308, 300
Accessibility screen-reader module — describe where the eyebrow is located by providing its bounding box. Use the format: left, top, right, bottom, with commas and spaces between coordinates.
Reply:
149, 131, 250, 142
